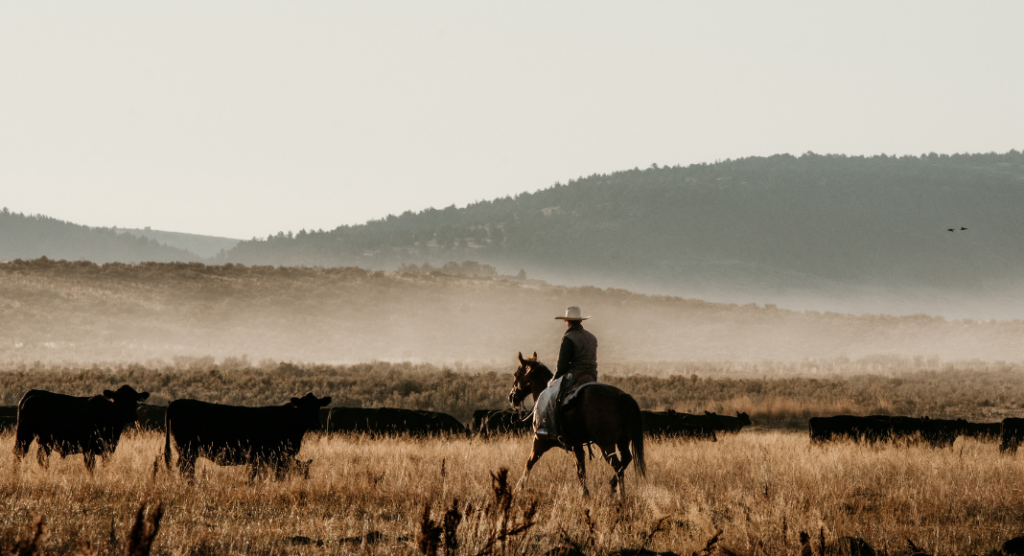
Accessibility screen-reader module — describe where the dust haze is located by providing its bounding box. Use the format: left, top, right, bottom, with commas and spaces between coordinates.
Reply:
2, 259, 1021, 368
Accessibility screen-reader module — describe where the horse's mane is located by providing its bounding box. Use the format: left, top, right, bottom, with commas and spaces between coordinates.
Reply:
526, 360, 554, 382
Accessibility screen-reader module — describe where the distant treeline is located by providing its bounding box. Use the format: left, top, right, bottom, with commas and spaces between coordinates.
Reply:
1, 358, 1021, 427
217, 151, 1024, 294
0, 209, 201, 264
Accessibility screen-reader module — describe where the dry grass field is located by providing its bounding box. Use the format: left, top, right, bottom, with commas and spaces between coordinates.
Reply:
2, 429, 1024, 555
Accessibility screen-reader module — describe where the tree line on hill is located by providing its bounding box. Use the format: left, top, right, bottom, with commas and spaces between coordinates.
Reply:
5, 151, 1024, 317
216, 151, 1024, 293
0, 209, 202, 264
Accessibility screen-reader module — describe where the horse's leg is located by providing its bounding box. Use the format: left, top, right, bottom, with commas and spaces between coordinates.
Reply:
612, 437, 633, 497
572, 445, 589, 496
601, 446, 622, 494
516, 437, 555, 492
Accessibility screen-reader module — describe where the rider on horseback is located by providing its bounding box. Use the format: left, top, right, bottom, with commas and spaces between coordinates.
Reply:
554, 306, 598, 385
540, 306, 598, 441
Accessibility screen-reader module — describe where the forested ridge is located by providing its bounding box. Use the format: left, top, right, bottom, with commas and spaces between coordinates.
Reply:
5, 152, 1024, 317
0, 209, 201, 264
217, 152, 1024, 311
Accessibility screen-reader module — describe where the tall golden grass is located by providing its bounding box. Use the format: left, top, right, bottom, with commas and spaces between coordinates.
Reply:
2, 430, 1023, 555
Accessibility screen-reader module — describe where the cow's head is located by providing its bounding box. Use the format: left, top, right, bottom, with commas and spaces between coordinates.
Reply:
290, 393, 332, 431
103, 385, 150, 424
736, 412, 751, 426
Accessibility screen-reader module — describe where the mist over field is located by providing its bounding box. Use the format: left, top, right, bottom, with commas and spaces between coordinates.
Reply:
1, 258, 1022, 367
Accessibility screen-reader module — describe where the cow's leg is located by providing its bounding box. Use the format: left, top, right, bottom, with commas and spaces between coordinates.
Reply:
516, 437, 555, 492
13, 426, 32, 463
572, 445, 589, 496
178, 449, 197, 480
83, 451, 96, 473
36, 443, 52, 469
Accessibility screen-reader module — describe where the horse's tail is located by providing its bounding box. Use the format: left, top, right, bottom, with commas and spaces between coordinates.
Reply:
163, 406, 173, 470
621, 394, 646, 479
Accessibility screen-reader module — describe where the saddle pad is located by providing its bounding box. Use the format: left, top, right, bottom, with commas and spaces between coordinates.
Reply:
533, 379, 604, 438
562, 381, 601, 407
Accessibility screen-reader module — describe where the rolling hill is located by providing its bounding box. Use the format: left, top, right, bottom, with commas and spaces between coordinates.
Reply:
0, 209, 202, 264
5, 152, 1024, 318
214, 151, 1024, 318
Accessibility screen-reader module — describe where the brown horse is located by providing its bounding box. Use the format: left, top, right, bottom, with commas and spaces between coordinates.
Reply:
508, 352, 645, 496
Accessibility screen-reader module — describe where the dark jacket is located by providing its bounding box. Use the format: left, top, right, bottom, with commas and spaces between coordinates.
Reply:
555, 323, 598, 379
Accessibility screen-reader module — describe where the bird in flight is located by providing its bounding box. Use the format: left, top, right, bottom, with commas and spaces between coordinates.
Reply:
947, 228, 955, 232
960, 227, 968, 230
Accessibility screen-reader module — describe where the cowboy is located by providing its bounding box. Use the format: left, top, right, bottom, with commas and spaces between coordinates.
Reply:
541, 306, 598, 441
554, 306, 598, 386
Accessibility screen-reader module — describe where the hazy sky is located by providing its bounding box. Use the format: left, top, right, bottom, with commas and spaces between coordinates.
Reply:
2, 1, 1021, 239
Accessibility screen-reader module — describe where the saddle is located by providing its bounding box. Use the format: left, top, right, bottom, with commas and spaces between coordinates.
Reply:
533, 375, 600, 440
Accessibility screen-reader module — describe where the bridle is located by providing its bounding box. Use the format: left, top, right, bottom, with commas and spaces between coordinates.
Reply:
508, 363, 534, 408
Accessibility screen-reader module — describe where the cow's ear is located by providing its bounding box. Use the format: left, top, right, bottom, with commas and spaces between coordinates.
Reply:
532, 351, 537, 360
319, 397, 332, 406
517, 352, 525, 364
138, 392, 150, 402
103, 390, 116, 400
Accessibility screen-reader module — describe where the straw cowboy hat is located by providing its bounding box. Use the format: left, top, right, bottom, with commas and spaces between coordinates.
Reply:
555, 306, 590, 321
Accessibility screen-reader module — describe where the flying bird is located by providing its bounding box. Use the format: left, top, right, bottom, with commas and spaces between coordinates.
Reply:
960, 227, 968, 230
947, 228, 955, 232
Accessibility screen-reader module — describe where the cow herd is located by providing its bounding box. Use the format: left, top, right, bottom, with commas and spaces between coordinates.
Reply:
7, 384, 757, 478
14, 383, 1023, 480
808, 414, 1024, 453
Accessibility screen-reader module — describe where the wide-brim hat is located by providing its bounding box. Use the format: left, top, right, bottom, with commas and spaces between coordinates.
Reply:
555, 306, 590, 320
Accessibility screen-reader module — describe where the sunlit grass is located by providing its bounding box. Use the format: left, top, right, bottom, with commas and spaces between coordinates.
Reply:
2, 430, 1024, 554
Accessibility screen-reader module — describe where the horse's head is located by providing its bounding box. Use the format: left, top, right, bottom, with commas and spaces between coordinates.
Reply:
509, 351, 546, 408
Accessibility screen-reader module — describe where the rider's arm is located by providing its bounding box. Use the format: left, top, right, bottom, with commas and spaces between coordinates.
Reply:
554, 336, 573, 379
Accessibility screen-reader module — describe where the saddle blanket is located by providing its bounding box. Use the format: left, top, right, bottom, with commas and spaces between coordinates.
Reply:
533, 377, 601, 439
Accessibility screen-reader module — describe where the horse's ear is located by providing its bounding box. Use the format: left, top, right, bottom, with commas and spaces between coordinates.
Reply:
532, 351, 537, 360
518, 352, 525, 364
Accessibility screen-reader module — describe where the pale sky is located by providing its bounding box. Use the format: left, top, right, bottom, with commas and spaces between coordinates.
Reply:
2, 1, 1021, 239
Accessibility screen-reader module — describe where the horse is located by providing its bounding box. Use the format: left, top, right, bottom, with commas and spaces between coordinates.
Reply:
508, 351, 645, 496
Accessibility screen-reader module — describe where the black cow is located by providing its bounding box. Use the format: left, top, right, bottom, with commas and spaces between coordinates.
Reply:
809, 415, 891, 443
136, 404, 167, 431
472, 409, 493, 433
960, 420, 1002, 440
641, 410, 717, 440
14, 385, 150, 471
321, 407, 466, 436
0, 406, 18, 432
699, 411, 752, 433
1000, 418, 1024, 454
811, 415, 971, 448
472, 409, 532, 437
164, 393, 331, 479
886, 416, 960, 448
